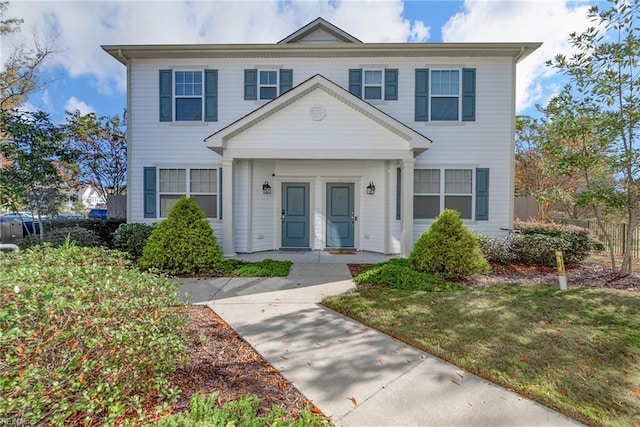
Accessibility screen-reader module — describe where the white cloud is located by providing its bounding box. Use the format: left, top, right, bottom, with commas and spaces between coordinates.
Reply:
64, 96, 94, 115
3, 0, 429, 96
441, 0, 594, 113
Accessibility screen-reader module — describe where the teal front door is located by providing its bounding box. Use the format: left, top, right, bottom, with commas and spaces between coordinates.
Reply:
281, 183, 310, 249
326, 183, 355, 248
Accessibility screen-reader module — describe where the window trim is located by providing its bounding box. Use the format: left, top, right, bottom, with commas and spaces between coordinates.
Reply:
414, 168, 474, 220
429, 69, 462, 122
363, 69, 384, 101
258, 69, 279, 100
158, 167, 219, 218
174, 70, 204, 122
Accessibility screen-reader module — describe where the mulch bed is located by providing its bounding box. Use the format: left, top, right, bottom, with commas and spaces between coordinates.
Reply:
167, 306, 312, 418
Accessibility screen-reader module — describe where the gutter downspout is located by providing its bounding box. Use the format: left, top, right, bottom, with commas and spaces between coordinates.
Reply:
509, 46, 526, 231
117, 49, 132, 223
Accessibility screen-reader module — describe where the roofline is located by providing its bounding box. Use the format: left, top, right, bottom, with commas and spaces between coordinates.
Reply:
102, 42, 542, 66
277, 17, 362, 44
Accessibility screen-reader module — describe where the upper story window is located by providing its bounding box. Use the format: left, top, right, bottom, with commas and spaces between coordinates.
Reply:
363, 69, 383, 100
414, 68, 475, 123
159, 69, 218, 123
430, 70, 459, 121
259, 70, 279, 100
244, 69, 293, 101
175, 71, 203, 121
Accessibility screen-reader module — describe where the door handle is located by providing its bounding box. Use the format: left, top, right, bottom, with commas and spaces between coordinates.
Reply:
351, 212, 355, 224
281, 209, 286, 223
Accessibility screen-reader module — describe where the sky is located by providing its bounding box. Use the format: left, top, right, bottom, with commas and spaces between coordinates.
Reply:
1, 0, 604, 124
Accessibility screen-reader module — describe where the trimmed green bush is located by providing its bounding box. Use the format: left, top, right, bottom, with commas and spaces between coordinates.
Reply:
154, 393, 331, 427
409, 209, 490, 280
354, 258, 462, 291
18, 226, 100, 249
0, 244, 187, 426
474, 233, 514, 265
113, 223, 155, 259
44, 218, 125, 248
139, 197, 222, 275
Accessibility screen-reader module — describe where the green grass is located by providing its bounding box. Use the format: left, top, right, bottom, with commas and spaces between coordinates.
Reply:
323, 285, 640, 426
218, 259, 292, 277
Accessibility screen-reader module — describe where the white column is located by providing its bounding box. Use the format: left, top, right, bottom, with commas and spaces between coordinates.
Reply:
222, 158, 235, 257
401, 158, 415, 257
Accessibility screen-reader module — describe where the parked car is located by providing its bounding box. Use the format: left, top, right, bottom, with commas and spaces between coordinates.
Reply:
88, 208, 108, 219
56, 213, 87, 220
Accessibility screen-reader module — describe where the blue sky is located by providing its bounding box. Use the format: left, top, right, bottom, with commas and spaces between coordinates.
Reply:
2, 0, 604, 123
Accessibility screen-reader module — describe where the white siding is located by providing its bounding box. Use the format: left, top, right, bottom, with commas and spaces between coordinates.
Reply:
128, 54, 516, 251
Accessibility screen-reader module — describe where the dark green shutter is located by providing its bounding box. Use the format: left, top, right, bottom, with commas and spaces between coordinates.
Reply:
475, 168, 489, 220
244, 69, 257, 100
143, 167, 157, 218
280, 69, 293, 94
159, 70, 172, 122
415, 68, 429, 121
462, 68, 476, 121
385, 69, 398, 100
218, 168, 222, 220
349, 69, 362, 98
204, 69, 218, 122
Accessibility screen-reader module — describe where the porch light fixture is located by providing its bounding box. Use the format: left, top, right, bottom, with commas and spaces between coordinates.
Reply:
366, 181, 376, 195
262, 181, 272, 194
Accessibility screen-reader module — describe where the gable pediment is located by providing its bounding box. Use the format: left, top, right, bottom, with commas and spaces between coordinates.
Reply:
278, 17, 361, 44
205, 74, 431, 160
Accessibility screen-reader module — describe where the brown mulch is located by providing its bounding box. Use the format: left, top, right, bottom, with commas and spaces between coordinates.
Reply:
167, 306, 313, 418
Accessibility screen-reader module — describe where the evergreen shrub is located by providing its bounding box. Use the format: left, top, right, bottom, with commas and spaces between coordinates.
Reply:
139, 197, 222, 275
409, 209, 490, 280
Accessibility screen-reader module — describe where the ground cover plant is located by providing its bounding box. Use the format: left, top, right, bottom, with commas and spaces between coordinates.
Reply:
217, 258, 293, 277
353, 258, 462, 292
0, 243, 187, 426
323, 284, 640, 426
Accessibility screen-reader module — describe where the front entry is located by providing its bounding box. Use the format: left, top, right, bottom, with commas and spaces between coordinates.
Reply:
326, 183, 355, 249
281, 183, 310, 249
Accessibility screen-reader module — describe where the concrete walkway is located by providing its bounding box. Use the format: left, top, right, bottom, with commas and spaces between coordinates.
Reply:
180, 252, 582, 426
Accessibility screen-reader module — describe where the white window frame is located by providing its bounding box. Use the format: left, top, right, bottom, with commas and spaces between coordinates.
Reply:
174, 70, 204, 122
414, 168, 474, 219
429, 69, 461, 122
158, 167, 219, 218
363, 69, 384, 100
258, 69, 279, 100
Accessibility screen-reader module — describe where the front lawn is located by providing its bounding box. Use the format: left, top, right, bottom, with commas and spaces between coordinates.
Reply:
323, 284, 640, 426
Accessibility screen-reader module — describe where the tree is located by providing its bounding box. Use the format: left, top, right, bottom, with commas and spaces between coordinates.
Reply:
547, 0, 640, 275
0, 2, 54, 110
64, 111, 127, 201
0, 110, 76, 234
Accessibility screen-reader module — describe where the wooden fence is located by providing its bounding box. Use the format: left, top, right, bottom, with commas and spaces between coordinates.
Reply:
554, 218, 640, 258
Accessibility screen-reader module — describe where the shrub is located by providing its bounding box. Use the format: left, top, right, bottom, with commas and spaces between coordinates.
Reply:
139, 197, 223, 275
474, 233, 514, 264
18, 226, 100, 249
43, 218, 126, 248
0, 244, 187, 426
113, 223, 155, 259
354, 258, 462, 291
409, 209, 490, 280
155, 393, 331, 427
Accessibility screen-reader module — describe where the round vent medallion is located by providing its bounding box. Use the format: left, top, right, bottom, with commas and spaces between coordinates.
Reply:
309, 105, 326, 121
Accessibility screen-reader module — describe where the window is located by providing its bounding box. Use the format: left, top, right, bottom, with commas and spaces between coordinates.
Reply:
414, 168, 472, 219
431, 70, 460, 121
363, 69, 383, 100
159, 168, 218, 217
175, 71, 203, 121
259, 70, 278, 100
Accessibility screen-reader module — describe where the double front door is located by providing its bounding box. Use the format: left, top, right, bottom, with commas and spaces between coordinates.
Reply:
280, 182, 355, 249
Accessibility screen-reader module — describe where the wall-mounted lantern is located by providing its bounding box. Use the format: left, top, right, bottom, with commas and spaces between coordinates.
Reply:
366, 181, 376, 195
262, 181, 272, 194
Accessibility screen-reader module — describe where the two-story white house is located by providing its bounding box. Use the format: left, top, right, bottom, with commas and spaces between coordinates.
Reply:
103, 18, 539, 257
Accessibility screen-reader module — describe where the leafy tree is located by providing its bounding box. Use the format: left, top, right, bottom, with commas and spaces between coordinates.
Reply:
64, 111, 127, 201
0, 1, 54, 110
547, 0, 640, 275
0, 110, 76, 233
